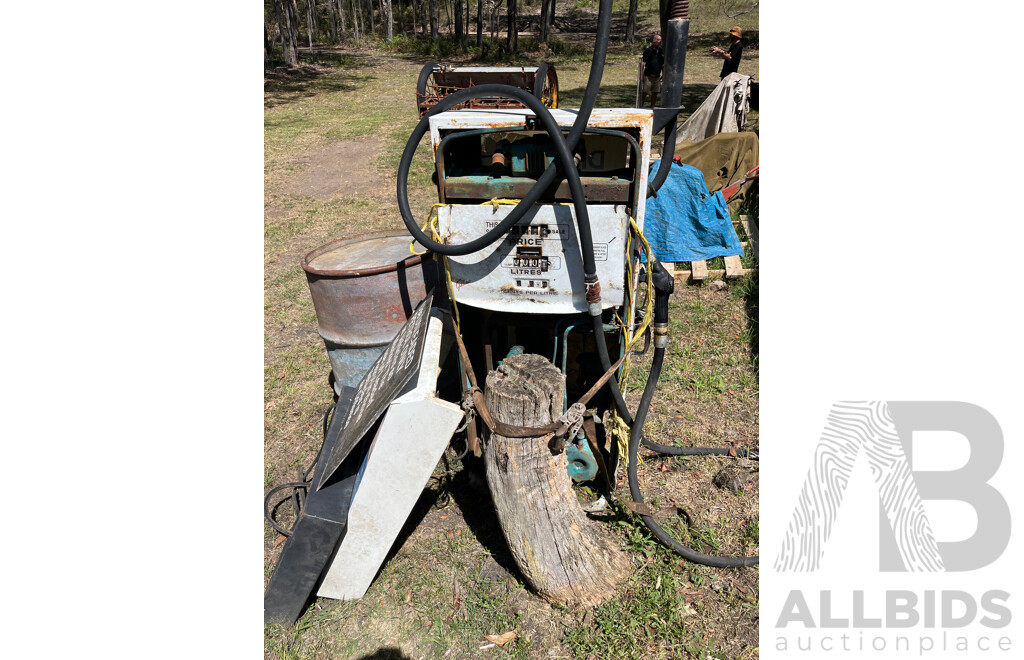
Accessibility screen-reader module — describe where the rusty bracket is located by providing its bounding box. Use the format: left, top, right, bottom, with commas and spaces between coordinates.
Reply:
582, 416, 614, 493
624, 500, 656, 517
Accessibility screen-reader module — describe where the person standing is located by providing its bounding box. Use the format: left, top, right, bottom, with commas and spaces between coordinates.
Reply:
640, 34, 664, 109
710, 25, 743, 79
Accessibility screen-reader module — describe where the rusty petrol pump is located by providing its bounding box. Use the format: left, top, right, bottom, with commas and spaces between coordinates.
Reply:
265, 0, 757, 626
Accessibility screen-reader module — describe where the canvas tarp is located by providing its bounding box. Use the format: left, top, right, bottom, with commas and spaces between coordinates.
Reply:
675, 73, 753, 144
674, 131, 759, 209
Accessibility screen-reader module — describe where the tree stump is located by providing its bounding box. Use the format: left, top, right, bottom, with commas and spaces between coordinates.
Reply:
483, 353, 629, 607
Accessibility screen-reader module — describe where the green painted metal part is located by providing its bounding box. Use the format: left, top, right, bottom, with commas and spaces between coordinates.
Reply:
566, 430, 599, 482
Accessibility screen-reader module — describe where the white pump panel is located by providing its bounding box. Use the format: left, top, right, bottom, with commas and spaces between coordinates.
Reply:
437, 203, 628, 314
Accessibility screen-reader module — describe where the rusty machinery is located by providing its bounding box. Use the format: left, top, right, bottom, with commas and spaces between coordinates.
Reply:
399, 0, 758, 568
416, 63, 558, 118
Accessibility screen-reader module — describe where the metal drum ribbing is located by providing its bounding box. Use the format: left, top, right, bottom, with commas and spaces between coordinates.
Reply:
301, 231, 440, 393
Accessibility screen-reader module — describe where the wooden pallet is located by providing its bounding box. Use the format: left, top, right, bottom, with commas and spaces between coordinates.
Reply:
667, 215, 759, 283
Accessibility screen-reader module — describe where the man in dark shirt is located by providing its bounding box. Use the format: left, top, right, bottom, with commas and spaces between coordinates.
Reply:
711, 25, 743, 79
640, 34, 664, 109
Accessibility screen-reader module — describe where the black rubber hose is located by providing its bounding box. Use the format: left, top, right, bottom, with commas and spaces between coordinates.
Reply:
264, 482, 310, 537
627, 345, 759, 567
399, 86, 593, 266
594, 257, 742, 458
647, 115, 678, 197
396, 0, 613, 262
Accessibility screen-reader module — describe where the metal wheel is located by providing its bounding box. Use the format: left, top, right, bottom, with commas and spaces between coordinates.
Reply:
416, 62, 439, 117
533, 62, 558, 109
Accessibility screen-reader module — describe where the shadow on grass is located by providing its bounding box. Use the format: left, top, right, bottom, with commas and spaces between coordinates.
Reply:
356, 648, 414, 660
372, 453, 525, 588
447, 461, 526, 580
264, 63, 371, 110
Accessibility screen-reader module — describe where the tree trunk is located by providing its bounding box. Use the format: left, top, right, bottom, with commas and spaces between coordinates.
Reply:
307, 0, 316, 49
265, 25, 272, 66
381, 0, 393, 40
539, 0, 550, 42
476, 0, 482, 47
483, 354, 629, 608
430, 0, 438, 38
338, 0, 347, 37
280, 0, 300, 66
454, 0, 464, 46
367, 0, 376, 34
490, 0, 499, 43
506, 0, 517, 53
352, 0, 361, 39
626, 0, 638, 43
274, 0, 287, 63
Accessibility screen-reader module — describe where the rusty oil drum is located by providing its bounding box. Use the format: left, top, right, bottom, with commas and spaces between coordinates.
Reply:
301, 231, 440, 394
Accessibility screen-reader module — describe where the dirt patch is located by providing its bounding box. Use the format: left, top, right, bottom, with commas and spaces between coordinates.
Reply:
274, 138, 383, 200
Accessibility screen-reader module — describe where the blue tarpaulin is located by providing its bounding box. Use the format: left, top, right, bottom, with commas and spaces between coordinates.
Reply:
641, 161, 744, 262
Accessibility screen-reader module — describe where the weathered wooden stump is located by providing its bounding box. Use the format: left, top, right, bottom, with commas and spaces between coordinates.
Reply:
483, 353, 629, 607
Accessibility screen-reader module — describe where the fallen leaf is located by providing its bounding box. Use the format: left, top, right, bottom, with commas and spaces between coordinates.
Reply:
404, 591, 413, 606
673, 414, 684, 419
277, 372, 285, 380
274, 535, 286, 547
729, 447, 738, 457
484, 630, 516, 647
660, 462, 670, 472
264, 401, 277, 412
728, 389, 735, 395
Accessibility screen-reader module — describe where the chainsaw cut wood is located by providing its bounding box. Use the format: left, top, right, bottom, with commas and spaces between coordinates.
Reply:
483, 353, 629, 607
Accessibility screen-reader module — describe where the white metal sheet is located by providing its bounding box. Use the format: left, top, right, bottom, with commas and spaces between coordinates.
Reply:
437, 203, 627, 314
317, 309, 463, 601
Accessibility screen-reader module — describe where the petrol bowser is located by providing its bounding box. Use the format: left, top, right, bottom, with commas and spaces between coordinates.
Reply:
423, 107, 656, 485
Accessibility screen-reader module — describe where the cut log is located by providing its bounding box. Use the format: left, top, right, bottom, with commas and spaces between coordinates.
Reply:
483, 353, 629, 607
